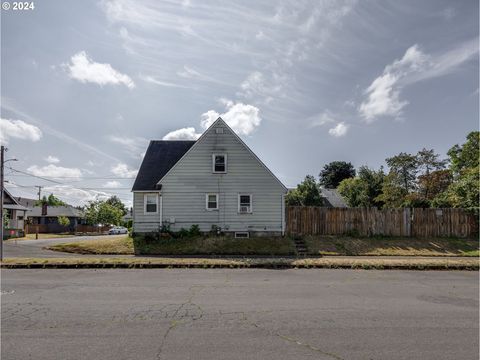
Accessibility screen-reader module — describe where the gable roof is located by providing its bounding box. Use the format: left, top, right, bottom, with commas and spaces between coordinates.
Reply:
157, 118, 288, 191
321, 188, 348, 208
27, 205, 84, 218
3, 188, 28, 211
132, 140, 196, 191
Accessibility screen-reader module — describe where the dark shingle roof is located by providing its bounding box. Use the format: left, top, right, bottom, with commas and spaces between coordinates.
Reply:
27, 206, 84, 217
132, 140, 196, 191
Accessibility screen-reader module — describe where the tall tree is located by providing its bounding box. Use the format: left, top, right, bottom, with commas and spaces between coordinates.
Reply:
35, 193, 67, 206
105, 196, 127, 216
416, 148, 447, 176
447, 131, 480, 176
417, 169, 453, 201
319, 161, 355, 189
385, 152, 418, 193
286, 175, 323, 206
84, 200, 123, 226
338, 166, 385, 208
375, 172, 408, 208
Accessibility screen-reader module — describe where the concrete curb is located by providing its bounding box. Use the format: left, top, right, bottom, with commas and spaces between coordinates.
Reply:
1, 262, 478, 270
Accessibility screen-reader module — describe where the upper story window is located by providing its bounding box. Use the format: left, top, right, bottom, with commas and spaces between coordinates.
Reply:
144, 193, 158, 213
212, 154, 227, 173
238, 194, 252, 214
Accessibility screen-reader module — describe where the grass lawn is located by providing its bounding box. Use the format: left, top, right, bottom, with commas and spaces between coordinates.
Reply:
49, 236, 134, 255
2, 256, 478, 270
9, 233, 76, 241
304, 235, 479, 257
48, 235, 296, 256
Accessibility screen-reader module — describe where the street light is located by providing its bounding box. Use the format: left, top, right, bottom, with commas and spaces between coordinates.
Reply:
0, 145, 18, 261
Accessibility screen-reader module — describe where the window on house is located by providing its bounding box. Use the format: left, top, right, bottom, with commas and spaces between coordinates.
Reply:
206, 193, 219, 210
238, 194, 252, 213
144, 194, 158, 213
212, 154, 227, 173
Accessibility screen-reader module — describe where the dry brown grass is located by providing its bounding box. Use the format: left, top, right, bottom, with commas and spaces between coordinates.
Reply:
304, 236, 479, 257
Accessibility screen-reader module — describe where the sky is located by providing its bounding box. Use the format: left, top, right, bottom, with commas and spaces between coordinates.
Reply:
1, 0, 478, 208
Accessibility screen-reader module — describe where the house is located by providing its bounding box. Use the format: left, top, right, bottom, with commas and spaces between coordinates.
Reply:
2, 188, 28, 238
320, 188, 348, 208
27, 204, 85, 232
132, 117, 287, 237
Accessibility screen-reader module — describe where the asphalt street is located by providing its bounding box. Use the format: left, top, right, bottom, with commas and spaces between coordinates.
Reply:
1, 269, 478, 360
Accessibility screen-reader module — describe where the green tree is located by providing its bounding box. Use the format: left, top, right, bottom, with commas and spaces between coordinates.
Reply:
416, 148, 447, 176
337, 166, 385, 207
417, 169, 453, 201
432, 166, 479, 212
84, 200, 123, 226
286, 175, 323, 206
447, 131, 479, 176
385, 152, 418, 193
57, 216, 70, 227
105, 196, 127, 216
375, 172, 408, 208
35, 193, 67, 206
319, 161, 355, 189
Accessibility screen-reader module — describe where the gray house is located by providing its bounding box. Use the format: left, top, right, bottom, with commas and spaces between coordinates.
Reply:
132, 117, 287, 237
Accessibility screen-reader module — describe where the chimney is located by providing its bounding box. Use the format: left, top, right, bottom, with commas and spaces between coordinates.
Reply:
42, 203, 48, 216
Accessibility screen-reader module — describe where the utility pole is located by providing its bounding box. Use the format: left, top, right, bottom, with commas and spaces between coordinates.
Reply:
0, 146, 18, 261
35, 185, 43, 201
1, 145, 5, 261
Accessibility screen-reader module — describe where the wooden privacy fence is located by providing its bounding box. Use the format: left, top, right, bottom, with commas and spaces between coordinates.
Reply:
26, 224, 111, 234
286, 207, 478, 238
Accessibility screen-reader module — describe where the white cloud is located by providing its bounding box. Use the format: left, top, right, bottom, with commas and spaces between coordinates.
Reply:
27, 164, 82, 179
45, 155, 60, 164
162, 127, 201, 140
200, 101, 261, 136
359, 39, 478, 122
309, 111, 336, 128
0, 118, 42, 145
111, 163, 138, 178
108, 135, 148, 158
328, 122, 349, 137
163, 100, 262, 141
43, 185, 112, 206
103, 180, 122, 188
64, 51, 135, 89
139, 74, 191, 88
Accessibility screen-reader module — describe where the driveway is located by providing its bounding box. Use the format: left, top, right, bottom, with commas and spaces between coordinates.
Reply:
3, 235, 127, 258
2, 269, 478, 360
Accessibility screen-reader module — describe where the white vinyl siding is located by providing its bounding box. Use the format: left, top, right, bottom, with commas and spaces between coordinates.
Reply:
155, 120, 286, 233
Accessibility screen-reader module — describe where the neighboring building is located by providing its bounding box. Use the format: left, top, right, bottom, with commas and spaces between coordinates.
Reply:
321, 188, 348, 208
132, 117, 287, 236
27, 204, 85, 232
2, 188, 28, 238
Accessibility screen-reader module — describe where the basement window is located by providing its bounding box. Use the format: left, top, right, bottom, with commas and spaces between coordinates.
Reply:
235, 232, 249, 238
212, 154, 227, 173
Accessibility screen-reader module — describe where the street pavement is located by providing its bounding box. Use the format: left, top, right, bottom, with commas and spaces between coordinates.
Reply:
1, 268, 478, 360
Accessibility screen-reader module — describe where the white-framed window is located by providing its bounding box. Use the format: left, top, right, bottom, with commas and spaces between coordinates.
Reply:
205, 193, 219, 210
212, 153, 227, 173
144, 193, 158, 214
238, 194, 252, 214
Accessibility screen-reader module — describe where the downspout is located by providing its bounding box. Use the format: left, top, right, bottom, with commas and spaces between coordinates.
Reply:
159, 192, 163, 230
281, 194, 285, 236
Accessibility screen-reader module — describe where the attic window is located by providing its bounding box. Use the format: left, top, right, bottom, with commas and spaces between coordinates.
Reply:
212, 154, 227, 173
215, 128, 224, 134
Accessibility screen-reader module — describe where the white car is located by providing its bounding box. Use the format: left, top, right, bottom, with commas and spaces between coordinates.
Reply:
108, 226, 128, 235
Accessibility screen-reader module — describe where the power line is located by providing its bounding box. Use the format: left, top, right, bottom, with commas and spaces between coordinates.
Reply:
6, 167, 135, 180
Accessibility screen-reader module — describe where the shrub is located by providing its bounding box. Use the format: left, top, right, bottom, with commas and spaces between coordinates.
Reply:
189, 224, 201, 237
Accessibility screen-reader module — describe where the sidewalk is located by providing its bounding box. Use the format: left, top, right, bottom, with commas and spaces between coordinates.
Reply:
1, 255, 478, 270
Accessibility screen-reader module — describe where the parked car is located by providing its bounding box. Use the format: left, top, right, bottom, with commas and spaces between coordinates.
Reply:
108, 226, 128, 235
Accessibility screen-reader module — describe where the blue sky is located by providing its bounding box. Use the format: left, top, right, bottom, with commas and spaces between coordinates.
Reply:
1, 0, 478, 207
